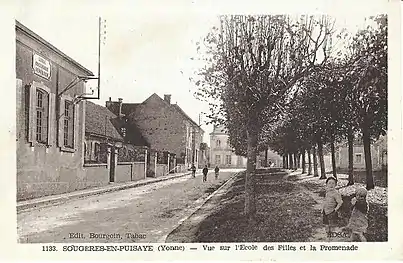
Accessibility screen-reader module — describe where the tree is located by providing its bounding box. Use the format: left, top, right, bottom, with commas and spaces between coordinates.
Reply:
194, 15, 335, 220
349, 15, 387, 189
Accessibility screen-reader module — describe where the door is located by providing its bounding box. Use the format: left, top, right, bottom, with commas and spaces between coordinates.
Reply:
110, 147, 116, 182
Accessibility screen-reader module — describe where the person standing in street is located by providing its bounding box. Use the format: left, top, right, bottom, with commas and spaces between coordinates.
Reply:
202, 165, 209, 182
191, 164, 196, 178
214, 165, 220, 180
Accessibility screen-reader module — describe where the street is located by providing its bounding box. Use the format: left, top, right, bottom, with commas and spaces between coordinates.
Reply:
17, 169, 242, 243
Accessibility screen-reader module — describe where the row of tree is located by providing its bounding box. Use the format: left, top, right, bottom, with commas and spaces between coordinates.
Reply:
193, 14, 387, 221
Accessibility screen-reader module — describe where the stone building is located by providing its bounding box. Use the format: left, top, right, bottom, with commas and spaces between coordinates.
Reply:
16, 21, 94, 200
209, 125, 247, 168
107, 94, 205, 174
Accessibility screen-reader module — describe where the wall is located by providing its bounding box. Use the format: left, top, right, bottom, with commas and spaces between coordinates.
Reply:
115, 162, 146, 182
337, 145, 381, 171
155, 164, 168, 177
132, 162, 146, 181
129, 95, 186, 157
16, 27, 91, 200
115, 163, 132, 183
83, 164, 109, 187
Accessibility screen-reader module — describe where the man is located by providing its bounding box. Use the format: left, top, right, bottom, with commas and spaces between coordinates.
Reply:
202, 165, 209, 182
191, 164, 196, 178
214, 165, 220, 180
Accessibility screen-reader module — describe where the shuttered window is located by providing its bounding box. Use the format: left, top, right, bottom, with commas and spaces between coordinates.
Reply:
27, 81, 55, 146
58, 95, 79, 152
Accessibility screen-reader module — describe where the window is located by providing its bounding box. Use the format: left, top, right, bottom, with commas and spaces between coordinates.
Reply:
94, 143, 101, 162
58, 94, 78, 151
63, 101, 74, 148
215, 155, 221, 164
35, 89, 49, 144
121, 127, 126, 137
27, 81, 54, 146
216, 139, 221, 148
355, 154, 362, 163
226, 155, 231, 165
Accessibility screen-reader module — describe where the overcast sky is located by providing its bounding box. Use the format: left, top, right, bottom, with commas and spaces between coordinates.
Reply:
15, 0, 387, 145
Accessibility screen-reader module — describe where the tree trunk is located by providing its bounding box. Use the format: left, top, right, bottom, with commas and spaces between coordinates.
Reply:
313, 146, 319, 177
330, 138, 337, 178
362, 123, 374, 190
302, 149, 306, 174
264, 148, 268, 167
293, 153, 297, 170
318, 138, 327, 179
307, 148, 312, 175
283, 154, 287, 169
289, 153, 293, 170
283, 153, 288, 169
297, 153, 301, 169
245, 129, 258, 219
347, 126, 354, 185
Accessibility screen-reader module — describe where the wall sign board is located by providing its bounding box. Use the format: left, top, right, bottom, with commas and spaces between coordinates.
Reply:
33, 54, 51, 80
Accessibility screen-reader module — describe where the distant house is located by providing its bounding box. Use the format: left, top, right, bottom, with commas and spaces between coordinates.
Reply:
16, 21, 94, 200
107, 94, 204, 176
85, 101, 148, 183
336, 135, 387, 171
256, 149, 283, 168
209, 125, 247, 168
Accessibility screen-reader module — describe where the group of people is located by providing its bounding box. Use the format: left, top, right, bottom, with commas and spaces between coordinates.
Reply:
322, 177, 370, 242
190, 164, 220, 182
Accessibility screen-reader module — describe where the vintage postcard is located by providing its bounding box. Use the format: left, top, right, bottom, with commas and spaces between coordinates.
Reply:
0, 0, 402, 261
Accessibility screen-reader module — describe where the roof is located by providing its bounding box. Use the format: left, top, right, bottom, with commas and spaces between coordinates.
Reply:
126, 93, 204, 133
110, 118, 149, 147
171, 104, 203, 132
121, 103, 140, 115
16, 20, 94, 76
85, 101, 123, 141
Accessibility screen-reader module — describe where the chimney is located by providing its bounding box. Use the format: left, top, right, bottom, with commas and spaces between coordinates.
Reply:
106, 97, 112, 108
164, 94, 171, 104
118, 98, 123, 117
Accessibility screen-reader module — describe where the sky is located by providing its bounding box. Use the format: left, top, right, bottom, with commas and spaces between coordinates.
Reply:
14, 0, 387, 145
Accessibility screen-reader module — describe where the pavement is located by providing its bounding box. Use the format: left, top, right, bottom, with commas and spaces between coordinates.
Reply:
17, 170, 196, 213
17, 169, 243, 243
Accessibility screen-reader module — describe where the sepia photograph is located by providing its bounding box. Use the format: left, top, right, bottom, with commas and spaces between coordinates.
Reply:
2, 1, 399, 261
15, 8, 389, 246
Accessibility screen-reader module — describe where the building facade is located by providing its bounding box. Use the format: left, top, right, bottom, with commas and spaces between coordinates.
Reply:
16, 21, 94, 200
209, 125, 247, 168
336, 135, 387, 171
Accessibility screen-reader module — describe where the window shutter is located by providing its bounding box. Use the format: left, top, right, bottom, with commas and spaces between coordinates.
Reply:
16, 79, 23, 141
74, 103, 80, 150
27, 84, 37, 143
58, 96, 65, 147
47, 93, 56, 146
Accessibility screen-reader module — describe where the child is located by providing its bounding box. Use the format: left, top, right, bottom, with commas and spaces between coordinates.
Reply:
202, 165, 209, 182
322, 177, 343, 241
214, 166, 220, 180
346, 187, 369, 242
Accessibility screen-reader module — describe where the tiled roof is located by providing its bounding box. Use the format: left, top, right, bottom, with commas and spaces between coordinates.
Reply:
85, 101, 123, 141
171, 104, 204, 132
121, 103, 139, 115
110, 118, 149, 147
